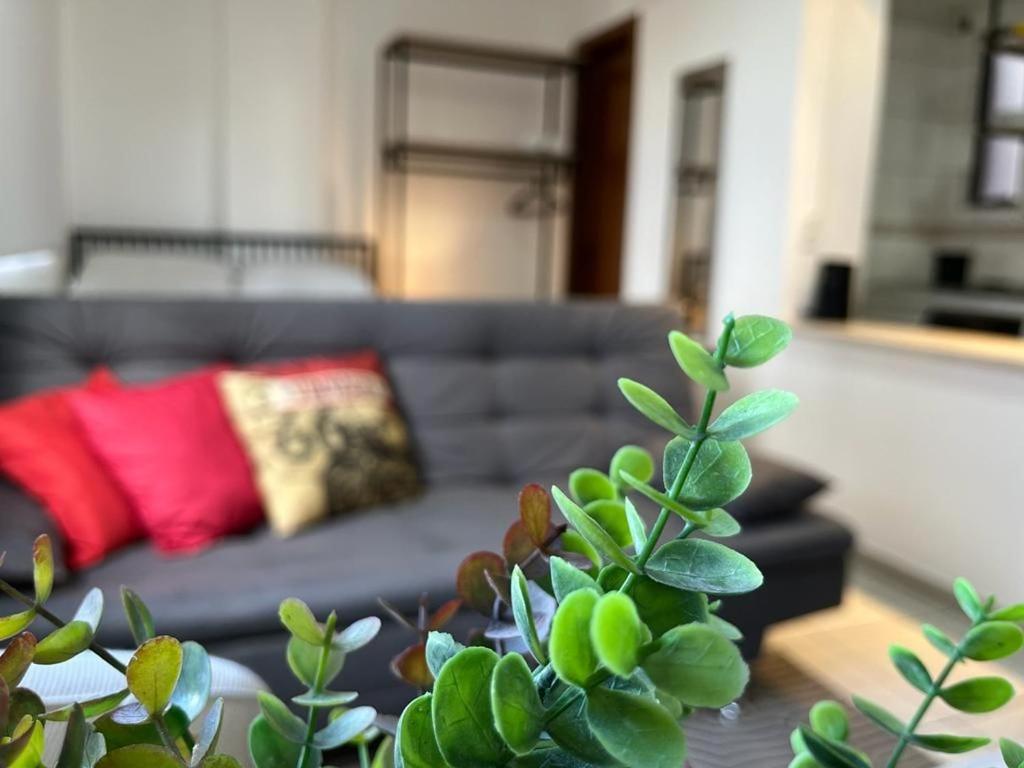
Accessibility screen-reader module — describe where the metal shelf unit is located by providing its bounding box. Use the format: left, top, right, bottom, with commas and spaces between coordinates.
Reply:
378, 35, 576, 298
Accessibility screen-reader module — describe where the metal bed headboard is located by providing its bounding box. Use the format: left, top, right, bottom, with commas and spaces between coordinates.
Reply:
68, 227, 378, 285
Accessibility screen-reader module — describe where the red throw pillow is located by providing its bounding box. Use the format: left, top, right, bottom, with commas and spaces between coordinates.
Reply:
0, 370, 142, 570
68, 353, 382, 554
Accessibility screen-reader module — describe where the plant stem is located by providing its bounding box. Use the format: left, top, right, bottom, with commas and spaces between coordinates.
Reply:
0, 578, 192, 762
619, 314, 735, 595
297, 613, 338, 768
883, 623, 976, 768
358, 742, 371, 768
0, 579, 128, 674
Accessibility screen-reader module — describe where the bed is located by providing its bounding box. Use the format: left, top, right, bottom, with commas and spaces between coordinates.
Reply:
59, 227, 378, 299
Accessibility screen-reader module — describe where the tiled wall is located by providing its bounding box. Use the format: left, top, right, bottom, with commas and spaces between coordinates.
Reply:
865, 0, 1024, 304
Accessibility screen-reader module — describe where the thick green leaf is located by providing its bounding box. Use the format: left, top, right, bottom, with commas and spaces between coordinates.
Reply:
491, 653, 545, 755
668, 331, 728, 391
0, 634, 36, 688
545, 686, 615, 764
95, 744, 182, 768
725, 315, 792, 368
8, 688, 44, 731
610, 446, 655, 489
551, 487, 637, 574
519, 484, 551, 547
922, 624, 957, 657
312, 705, 375, 749
371, 736, 395, 768
590, 593, 641, 676
549, 590, 598, 687
432, 646, 510, 767
641, 623, 748, 708
708, 614, 743, 641
583, 500, 632, 548
127, 636, 183, 716
257, 692, 307, 744
32, 535, 53, 605
199, 756, 242, 768
789, 754, 821, 768
585, 687, 686, 768
600, 567, 708, 638
702, 508, 741, 537
6, 716, 44, 768
279, 598, 326, 645
121, 588, 155, 646
645, 539, 763, 595
191, 697, 224, 766
618, 471, 707, 527
569, 469, 616, 505
663, 437, 752, 510
799, 726, 871, 768
292, 690, 358, 707
991, 603, 1024, 622
617, 378, 695, 437
709, 389, 799, 441
171, 640, 212, 721
286, 636, 345, 689
73, 587, 104, 632
397, 694, 445, 768
954, 578, 984, 622
909, 733, 990, 753
456, 551, 507, 615
1000, 738, 1024, 768
34, 621, 94, 664
852, 695, 902, 736
623, 498, 647, 551
889, 645, 932, 693
940, 676, 1015, 713
425, 631, 465, 679
810, 700, 850, 741
549, 556, 600, 603
44, 688, 129, 722
94, 705, 189, 753
248, 715, 314, 768
335, 617, 382, 653
0, 610, 36, 642
511, 566, 547, 664
961, 621, 1024, 660
55, 704, 88, 768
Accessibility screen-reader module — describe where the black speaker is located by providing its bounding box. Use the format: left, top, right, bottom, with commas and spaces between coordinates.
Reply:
811, 261, 852, 320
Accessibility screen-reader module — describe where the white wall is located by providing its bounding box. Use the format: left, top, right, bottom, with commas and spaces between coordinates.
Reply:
0, 0, 65, 255
620, 0, 805, 322
742, 332, 1024, 600
57, 0, 615, 298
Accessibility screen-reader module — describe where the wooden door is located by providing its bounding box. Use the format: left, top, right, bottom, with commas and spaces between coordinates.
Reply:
567, 19, 635, 296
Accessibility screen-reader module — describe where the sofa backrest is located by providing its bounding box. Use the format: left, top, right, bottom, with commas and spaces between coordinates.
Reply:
0, 299, 692, 487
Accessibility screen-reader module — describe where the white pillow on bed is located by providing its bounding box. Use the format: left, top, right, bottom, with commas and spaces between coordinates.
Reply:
71, 251, 235, 297
238, 261, 375, 299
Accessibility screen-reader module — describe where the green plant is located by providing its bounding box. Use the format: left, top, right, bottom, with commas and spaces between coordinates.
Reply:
0, 537, 387, 768
392, 312, 801, 767
793, 578, 1024, 768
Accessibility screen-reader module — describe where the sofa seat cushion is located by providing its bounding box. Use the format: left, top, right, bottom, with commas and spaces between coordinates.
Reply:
45, 484, 525, 647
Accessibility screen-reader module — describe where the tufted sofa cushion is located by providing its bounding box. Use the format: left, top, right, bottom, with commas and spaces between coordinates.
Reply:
0, 299, 691, 487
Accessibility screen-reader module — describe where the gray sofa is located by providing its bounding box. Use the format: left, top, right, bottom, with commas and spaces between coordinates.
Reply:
0, 299, 852, 715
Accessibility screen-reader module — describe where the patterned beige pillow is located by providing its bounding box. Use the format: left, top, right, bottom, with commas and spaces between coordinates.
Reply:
218, 366, 420, 536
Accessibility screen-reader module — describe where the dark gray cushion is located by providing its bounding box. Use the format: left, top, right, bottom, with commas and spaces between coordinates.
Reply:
0, 477, 67, 586
727, 454, 827, 524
